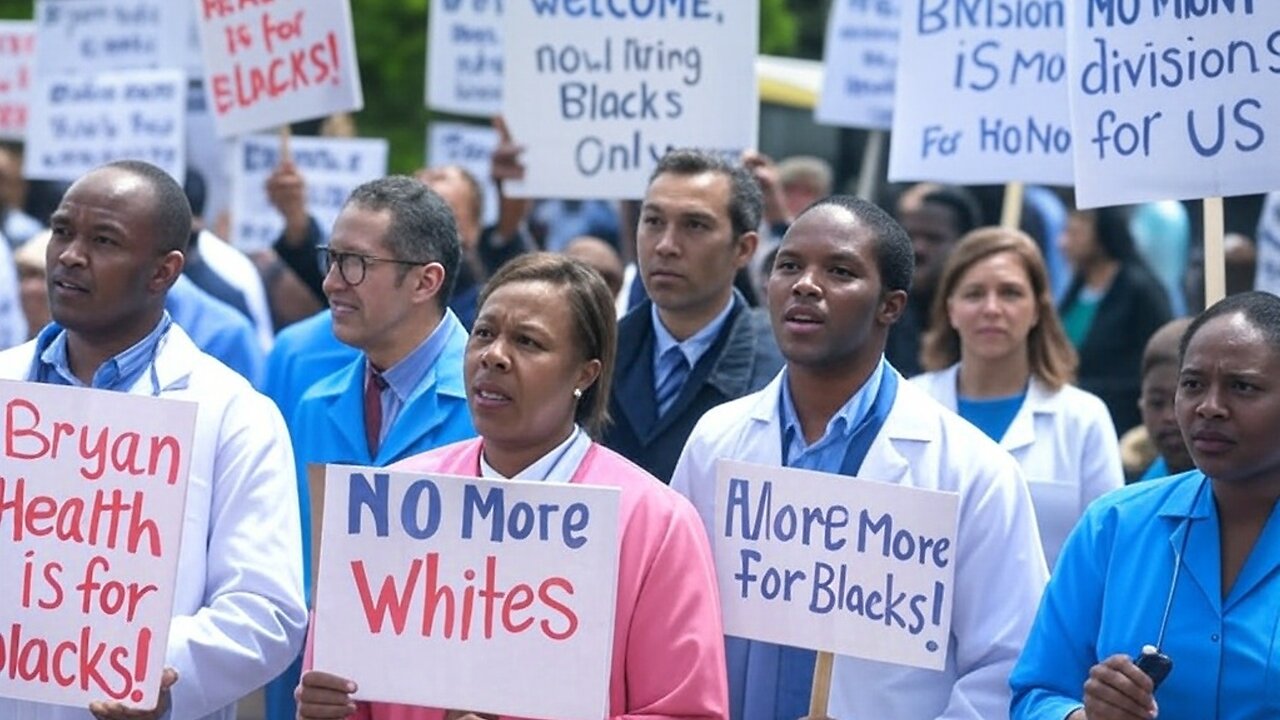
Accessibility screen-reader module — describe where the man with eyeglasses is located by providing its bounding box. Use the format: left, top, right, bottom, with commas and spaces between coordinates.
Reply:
273, 176, 477, 718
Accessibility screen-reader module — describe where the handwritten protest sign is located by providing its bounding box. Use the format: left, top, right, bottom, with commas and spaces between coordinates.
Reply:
35, 0, 190, 75
196, 0, 363, 138
0, 381, 195, 708
714, 460, 958, 670
1066, 3, 1278, 208
313, 466, 620, 720
0, 22, 34, 139
23, 68, 185, 183
186, 79, 234, 228
427, 0, 503, 117
501, 0, 759, 199
816, 0, 899, 130
231, 134, 387, 252
889, 0, 1072, 185
427, 121, 500, 226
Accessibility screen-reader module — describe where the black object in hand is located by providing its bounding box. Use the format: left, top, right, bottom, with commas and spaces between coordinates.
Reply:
1135, 645, 1173, 689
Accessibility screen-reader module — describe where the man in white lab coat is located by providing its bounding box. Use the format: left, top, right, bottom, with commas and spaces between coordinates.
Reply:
0, 160, 307, 720
671, 195, 1048, 720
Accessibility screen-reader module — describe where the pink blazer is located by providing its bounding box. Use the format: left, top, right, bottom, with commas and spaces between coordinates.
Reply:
311, 439, 729, 720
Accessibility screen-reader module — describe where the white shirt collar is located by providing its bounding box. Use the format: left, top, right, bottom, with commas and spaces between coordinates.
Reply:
479, 425, 591, 483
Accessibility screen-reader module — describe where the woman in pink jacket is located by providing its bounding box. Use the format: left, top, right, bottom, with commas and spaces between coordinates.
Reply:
297, 252, 729, 720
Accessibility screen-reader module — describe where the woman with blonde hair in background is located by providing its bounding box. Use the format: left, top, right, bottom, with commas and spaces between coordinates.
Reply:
913, 227, 1123, 569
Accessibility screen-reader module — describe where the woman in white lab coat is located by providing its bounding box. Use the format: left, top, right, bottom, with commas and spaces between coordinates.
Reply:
913, 227, 1123, 570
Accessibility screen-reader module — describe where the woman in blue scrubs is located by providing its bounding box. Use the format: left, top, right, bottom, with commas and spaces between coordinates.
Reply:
1010, 290, 1280, 720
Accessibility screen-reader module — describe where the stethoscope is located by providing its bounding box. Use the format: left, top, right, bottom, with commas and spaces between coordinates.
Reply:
1137, 476, 1209, 689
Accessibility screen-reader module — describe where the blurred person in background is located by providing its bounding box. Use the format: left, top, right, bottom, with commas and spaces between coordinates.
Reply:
1058, 204, 1172, 436
915, 227, 1123, 569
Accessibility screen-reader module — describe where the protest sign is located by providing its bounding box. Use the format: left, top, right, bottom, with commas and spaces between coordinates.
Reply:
230, 134, 388, 252
426, 121, 500, 226
0, 381, 195, 708
816, 0, 899, 130
312, 466, 620, 720
889, 0, 1073, 185
195, 0, 363, 138
34, 0, 190, 75
1067, 2, 1279, 208
0, 22, 34, 140
186, 79, 234, 228
714, 459, 958, 670
501, 0, 759, 199
23, 68, 185, 183
427, 0, 503, 117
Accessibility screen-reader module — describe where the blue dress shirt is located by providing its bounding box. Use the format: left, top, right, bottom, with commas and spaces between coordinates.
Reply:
372, 310, 460, 444
651, 297, 736, 394
34, 314, 172, 392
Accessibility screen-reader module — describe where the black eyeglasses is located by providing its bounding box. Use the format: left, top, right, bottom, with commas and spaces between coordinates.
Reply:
318, 246, 428, 286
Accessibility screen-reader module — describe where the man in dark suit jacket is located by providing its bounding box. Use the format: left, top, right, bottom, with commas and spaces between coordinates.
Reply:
604, 149, 784, 483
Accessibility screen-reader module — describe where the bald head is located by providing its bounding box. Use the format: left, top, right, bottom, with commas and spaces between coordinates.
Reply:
1142, 317, 1193, 375
564, 236, 624, 297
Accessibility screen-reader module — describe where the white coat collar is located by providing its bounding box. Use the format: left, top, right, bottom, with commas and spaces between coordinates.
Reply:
747, 366, 935, 483
925, 363, 1059, 452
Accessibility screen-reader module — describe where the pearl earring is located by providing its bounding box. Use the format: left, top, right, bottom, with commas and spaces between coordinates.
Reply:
573, 388, 583, 400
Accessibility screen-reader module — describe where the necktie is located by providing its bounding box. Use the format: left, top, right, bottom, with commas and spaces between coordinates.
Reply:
364, 369, 387, 457
655, 347, 689, 417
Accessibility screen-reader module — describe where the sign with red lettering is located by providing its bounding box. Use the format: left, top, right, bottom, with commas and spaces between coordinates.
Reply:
312, 466, 620, 720
195, 0, 363, 138
0, 380, 195, 709
0, 21, 34, 140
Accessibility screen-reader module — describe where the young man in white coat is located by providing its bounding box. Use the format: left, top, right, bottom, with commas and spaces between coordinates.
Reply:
671, 195, 1049, 720
0, 161, 308, 720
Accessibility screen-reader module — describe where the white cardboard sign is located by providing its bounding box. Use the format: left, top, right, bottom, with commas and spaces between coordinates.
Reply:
1066, 2, 1279, 208
427, 0, 503, 117
714, 459, 958, 671
195, 0, 364, 138
0, 22, 35, 140
230, 134, 388, 253
23, 68, 186, 183
34, 0, 190, 75
426, 121, 501, 227
890, 0, 1073, 185
816, 0, 899, 131
0, 381, 195, 709
500, 0, 759, 199
312, 466, 620, 720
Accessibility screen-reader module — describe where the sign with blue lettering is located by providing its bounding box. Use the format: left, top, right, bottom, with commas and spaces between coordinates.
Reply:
427, 0, 503, 117
35, 0, 190, 75
230, 134, 388, 252
714, 459, 958, 670
23, 68, 185, 183
816, 0, 899, 130
889, 0, 1073, 185
500, 0, 759, 199
1066, 1, 1277, 208
426, 121, 501, 226
312, 466, 620, 720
